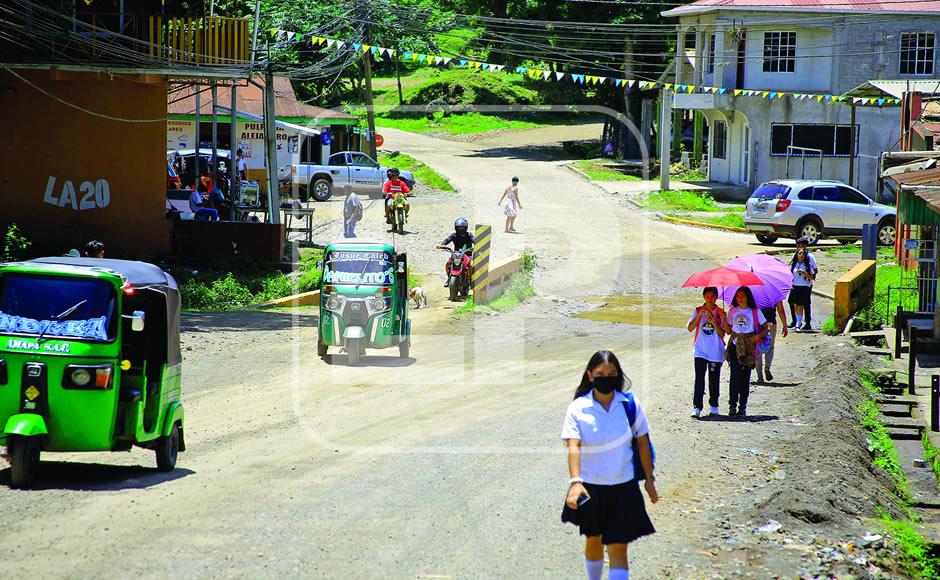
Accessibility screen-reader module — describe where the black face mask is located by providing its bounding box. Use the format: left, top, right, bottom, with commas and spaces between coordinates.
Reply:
593, 376, 620, 395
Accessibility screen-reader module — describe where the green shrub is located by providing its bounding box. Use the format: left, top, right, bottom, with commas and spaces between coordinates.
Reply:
2, 223, 31, 262
255, 273, 295, 303
822, 315, 841, 336
298, 268, 322, 293
880, 513, 940, 578
520, 250, 538, 273
859, 396, 909, 501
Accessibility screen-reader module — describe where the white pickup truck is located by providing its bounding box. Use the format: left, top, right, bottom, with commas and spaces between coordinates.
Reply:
291, 151, 416, 202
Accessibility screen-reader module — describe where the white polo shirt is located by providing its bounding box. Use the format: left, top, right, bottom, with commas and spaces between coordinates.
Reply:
561, 391, 651, 485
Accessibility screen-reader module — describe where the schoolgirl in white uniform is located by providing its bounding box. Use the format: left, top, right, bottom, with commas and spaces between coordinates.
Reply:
562, 350, 659, 580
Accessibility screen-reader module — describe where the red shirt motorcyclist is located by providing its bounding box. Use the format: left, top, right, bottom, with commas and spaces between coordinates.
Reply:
384, 168, 411, 223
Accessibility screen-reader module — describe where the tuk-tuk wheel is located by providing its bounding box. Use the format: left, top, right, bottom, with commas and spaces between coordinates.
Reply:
399, 320, 411, 358
347, 338, 361, 366
317, 336, 328, 357
9, 435, 41, 489
156, 422, 180, 472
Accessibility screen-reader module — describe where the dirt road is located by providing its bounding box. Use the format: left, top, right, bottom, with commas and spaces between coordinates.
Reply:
2, 124, 863, 579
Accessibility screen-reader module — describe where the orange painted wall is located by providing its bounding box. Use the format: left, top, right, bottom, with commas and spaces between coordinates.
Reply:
0, 69, 171, 258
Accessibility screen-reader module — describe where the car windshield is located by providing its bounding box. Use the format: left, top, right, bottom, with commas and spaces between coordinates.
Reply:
323, 250, 394, 286
751, 184, 791, 200
0, 274, 118, 341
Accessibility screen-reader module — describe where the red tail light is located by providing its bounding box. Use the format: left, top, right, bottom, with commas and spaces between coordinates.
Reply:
776, 199, 792, 212
95, 366, 113, 388
123, 283, 136, 295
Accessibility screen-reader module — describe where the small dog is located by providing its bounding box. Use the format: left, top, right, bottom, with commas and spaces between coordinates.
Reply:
409, 286, 428, 308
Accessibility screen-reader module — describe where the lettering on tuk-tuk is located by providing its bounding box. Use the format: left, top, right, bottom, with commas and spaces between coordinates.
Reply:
6, 338, 72, 353
0, 311, 108, 341
323, 267, 394, 285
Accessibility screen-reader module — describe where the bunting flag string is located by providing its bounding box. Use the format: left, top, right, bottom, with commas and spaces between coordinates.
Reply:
272, 30, 902, 107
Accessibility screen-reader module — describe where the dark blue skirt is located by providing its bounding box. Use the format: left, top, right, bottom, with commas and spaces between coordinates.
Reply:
562, 480, 656, 545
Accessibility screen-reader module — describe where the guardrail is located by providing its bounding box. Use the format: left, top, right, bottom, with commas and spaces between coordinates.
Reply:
834, 259, 876, 330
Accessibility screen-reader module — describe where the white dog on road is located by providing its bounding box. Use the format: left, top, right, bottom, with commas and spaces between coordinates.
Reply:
409, 286, 428, 308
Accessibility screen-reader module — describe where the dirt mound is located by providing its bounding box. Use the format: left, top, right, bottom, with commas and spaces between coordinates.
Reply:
753, 344, 906, 527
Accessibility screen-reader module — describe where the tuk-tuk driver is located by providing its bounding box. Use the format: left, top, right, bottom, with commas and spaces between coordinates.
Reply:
436, 218, 474, 287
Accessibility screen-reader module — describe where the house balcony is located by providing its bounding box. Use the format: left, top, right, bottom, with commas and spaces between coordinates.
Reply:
674, 92, 733, 111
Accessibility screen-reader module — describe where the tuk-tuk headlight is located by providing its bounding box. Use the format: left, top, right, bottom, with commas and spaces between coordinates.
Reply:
324, 296, 344, 312
70, 368, 92, 387
367, 297, 390, 314
63, 364, 114, 390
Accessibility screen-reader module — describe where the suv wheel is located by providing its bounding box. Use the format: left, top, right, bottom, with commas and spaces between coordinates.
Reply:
755, 234, 778, 246
878, 219, 897, 246
797, 218, 822, 245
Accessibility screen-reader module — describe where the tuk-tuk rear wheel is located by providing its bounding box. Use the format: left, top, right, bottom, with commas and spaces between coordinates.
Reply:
9, 435, 41, 489
317, 336, 328, 357
156, 422, 180, 472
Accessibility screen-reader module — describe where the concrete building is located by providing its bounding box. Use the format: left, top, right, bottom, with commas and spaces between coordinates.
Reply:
661, 0, 940, 196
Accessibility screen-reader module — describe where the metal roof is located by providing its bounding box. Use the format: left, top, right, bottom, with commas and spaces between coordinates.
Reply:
892, 167, 940, 187
167, 77, 357, 123
663, 0, 940, 17
846, 80, 940, 99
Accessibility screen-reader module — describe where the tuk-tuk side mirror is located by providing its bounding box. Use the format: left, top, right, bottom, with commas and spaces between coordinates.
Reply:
317, 260, 323, 270
128, 311, 145, 332
397, 260, 406, 274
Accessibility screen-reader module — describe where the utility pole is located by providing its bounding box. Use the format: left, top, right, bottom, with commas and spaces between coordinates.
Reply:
229, 82, 238, 204
394, 54, 404, 106
660, 89, 672, 191
264, 63, 280, 224
194, 83, 201, 185
211, 82, 219, 181
360, 0, 377, 159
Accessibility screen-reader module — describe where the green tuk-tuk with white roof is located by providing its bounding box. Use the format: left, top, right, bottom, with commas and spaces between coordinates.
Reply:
317, 240, 411, 365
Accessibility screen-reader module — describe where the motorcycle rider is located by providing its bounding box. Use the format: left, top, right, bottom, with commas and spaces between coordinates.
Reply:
383, 168, 411, 224
436, 218, 475, 288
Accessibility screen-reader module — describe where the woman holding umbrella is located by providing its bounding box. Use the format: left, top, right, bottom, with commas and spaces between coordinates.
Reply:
719, 255, 792, 383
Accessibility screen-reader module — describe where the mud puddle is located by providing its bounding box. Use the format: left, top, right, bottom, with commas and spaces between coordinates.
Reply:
574, 293, 706, 327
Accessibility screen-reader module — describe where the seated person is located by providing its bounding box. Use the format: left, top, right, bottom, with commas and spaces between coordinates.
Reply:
207, 186, 231, 220
189, 185, 219, 222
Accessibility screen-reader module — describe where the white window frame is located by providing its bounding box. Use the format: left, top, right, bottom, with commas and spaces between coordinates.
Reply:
899, 32, 935, 76
762, 31, 796, 73
706, 33, 716, 74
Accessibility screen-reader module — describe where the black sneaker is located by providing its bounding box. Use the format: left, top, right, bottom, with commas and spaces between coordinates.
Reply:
738, 408, 747, 418
729, 408, 738, 417
787, 322, 796, 329
766, 369, 774, 381
443, 280, 450, 288
801, 324, 812, 331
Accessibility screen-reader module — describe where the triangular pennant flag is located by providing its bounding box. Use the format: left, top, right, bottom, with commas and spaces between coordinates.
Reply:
877, 98, 886, 106
853, 97, 862, 104
615, 79, 624, 87
769, 92, 777, 99
761, 91, 769, 98
733, 89, 743, 96
481, 63, 489, 71
443, 58, 453, 65
310, 36, 321, 45
361, 44, 371, 53
433, 56, 442, 65
542, 71, 551, 80
718, 88, 726, 94
326, 39, 336, 48
495, 65, 506, 72
352, 42, 361, 51
598, 76, 607, 84
626, 79, 635, 88
418, 54, 426, 62
555, 72, 565, 81
459, 59, 467, 66
411, 53, 420, 61
515, 67, 526, 73
664, 83, 673, 90
687, 85, 695, 93
286, 31, 296, 42
403, 51, 413, 60
269, 28, 279, 39
336, 40, 345, 48
816, 95, 824, 102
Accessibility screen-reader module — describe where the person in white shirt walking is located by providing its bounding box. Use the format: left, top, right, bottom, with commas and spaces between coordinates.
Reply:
788, 237, 817, 330
726, 288, 770, 417
497, 176, 522, 233
562, 350, 659, 580
686, 287, 726, 418
789, 249, 815, 331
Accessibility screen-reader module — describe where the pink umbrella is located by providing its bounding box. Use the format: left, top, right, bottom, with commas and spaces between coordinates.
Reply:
718, 254, 792, 309
682, 266, 764, 288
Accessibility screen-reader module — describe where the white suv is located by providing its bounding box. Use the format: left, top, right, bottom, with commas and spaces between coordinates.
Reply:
744, 180, 897, 246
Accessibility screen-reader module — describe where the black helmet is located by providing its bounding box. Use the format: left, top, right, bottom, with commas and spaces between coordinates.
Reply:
511, 176, 519, 183
454, 217, 468, 235
387, 167, 400, 178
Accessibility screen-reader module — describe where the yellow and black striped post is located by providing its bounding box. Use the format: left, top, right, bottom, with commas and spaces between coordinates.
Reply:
472, 224, 492, 303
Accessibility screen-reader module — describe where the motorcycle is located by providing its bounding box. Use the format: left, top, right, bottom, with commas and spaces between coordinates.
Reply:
390, 192, 407, 234
442, 246, 472, 302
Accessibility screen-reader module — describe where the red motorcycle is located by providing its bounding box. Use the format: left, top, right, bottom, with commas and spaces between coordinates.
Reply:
441, 246, 472, 302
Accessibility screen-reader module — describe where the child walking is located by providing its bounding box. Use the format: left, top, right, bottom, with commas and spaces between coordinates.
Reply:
498, 176, 522, 233
686, 287, 726, 418
726, 287, 770, 418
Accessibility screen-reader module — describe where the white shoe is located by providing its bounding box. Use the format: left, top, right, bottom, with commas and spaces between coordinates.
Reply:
710, 406, 720, 415
691, 407, 701, 418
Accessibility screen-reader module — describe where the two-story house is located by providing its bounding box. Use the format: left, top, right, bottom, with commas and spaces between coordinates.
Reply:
661, 0, 940, 196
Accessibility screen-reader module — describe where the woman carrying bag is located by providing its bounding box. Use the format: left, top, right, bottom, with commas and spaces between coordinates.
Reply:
561, 350, 659, 580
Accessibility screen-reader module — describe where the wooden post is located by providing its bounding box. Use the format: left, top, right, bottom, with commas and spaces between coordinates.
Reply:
471, 224, 492, 304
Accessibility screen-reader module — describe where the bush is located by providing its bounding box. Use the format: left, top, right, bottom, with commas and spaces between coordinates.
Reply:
822, 315, 841, 336
2, 224, 31, 262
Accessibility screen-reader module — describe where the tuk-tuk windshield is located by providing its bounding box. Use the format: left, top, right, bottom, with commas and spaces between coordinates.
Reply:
323, 250, 395, 286
0, 274, 118, 341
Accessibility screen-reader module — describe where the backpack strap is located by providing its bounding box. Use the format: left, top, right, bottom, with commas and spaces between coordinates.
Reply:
623, 393, 637, 438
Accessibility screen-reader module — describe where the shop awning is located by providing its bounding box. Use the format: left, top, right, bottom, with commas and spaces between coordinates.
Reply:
216, 106, 321, 136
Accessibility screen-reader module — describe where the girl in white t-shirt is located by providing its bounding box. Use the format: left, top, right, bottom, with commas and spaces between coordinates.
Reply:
561, 350, 658, 580
789, 249, 815, 331
725, 287, 770, 418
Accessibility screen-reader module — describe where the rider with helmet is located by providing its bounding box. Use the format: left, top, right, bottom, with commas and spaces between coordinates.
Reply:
383, 168, 411, 224
436, 218, 475, 287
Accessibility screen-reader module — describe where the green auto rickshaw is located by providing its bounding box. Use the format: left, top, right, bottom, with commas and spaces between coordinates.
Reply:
0, 258, 185, 488
317, 240, 411, 365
